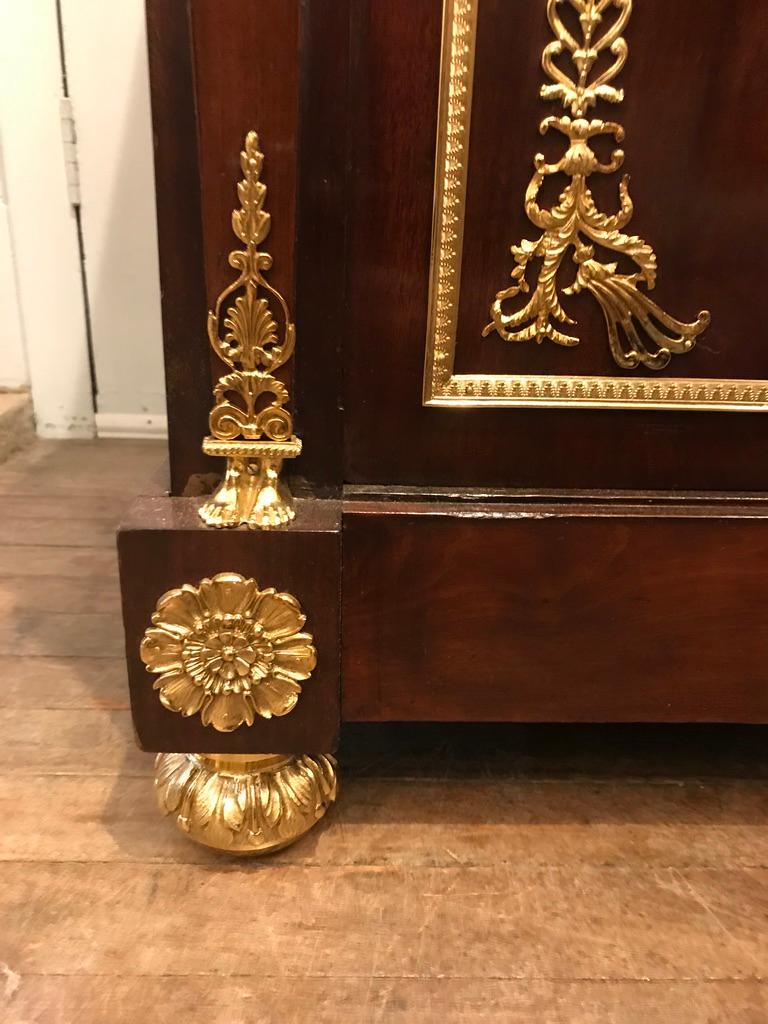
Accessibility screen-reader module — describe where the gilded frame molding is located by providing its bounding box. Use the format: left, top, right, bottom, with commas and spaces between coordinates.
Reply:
422, 0, 768, 413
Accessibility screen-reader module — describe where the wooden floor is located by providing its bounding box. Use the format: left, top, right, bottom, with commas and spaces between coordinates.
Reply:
1, 439, 767, 1023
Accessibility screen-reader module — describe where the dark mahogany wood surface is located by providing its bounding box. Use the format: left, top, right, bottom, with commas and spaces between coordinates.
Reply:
293, 0, 350, 486
342, 0, 768, 490
341, 498, 768, 723
119, 496, 341, 753
145, 0, 211, 493
191, 0, 300, 320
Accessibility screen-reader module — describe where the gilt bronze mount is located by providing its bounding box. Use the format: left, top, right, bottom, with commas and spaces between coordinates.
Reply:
140, 572, 317, 732
483, 0, 710, 370
155, 752, 338, 855
200, 131, 301, 529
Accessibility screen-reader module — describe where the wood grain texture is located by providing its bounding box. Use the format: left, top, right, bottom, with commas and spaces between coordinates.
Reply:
4, 772, 768, 870
0, 515, 116, 548
342, 498, 768, 722
191, 0, 300, 315
145, 0, 211, 493
0, 657, 127, 710
0, 439, 161, 496
0, 613, 124, 659
0, 709, 149, 777
0, 544, 116, 579
119, 495, 341, 753
292, 0, 349, 486
4, 978, 767, 1024
3, 861, 767, 980
0, 575, 121, 615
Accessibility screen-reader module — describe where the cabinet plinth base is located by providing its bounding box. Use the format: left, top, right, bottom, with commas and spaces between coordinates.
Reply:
154, 751, 338, 855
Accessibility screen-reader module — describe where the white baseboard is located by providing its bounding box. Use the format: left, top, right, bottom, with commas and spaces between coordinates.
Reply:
95, 412, 168, 439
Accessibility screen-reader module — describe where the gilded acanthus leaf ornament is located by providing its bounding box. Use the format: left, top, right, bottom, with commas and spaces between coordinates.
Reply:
140, 572, 316, 732
484, 0, 711, 370
200, 131, 301, 529
155, 752, 338, 854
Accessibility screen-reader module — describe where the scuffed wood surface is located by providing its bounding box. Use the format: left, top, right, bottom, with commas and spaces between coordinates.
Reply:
5, 978, 767, 1024
0, 439, 767, 1023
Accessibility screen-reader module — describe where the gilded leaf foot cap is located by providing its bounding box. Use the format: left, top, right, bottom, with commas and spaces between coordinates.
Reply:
155, 752, 338, 855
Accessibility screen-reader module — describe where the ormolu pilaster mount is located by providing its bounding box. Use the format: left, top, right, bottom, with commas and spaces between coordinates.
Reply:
139, 133, 337, 855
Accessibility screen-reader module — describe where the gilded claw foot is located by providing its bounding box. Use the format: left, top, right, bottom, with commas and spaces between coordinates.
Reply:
155, 752, 338, 855
199, 440, 301, 530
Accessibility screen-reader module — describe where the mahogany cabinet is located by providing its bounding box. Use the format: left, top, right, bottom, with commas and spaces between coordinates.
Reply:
118, 0, 768, 854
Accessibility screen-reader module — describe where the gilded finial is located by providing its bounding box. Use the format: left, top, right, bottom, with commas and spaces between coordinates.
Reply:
199, 131, 301, 529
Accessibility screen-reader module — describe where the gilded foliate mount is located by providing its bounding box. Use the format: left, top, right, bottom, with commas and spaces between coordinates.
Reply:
155, 752, 338, 855
200, 131, 301, 529
483, 0, 711, 370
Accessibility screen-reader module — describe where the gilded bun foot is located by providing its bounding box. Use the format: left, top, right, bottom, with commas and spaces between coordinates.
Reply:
155, 752, 338, 855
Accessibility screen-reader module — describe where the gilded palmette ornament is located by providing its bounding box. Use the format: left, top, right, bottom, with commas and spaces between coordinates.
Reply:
200, 131, 301, 529
484, 0, 711, 370
140, 572, 316, 732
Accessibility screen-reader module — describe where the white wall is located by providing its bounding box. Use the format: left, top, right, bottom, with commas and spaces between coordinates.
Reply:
0, 0, 94, 437
0, 0, 166, 438
60, 0, 166, 438
0, 134, 28, 390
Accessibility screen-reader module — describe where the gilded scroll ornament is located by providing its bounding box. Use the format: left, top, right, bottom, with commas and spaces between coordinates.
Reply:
200, 131, 301, 529
140, 572, 316, 732
155, 752, 338, 855
484, 0, 710, 369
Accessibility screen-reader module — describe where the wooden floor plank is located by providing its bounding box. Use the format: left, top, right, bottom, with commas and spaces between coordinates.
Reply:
0, 439, 164, 497
0, 657, 128, 710
3, 977, 767, 1024
0, 575, 121, 616
0, 545, 117, 579
0, 612, 124, 658
1, 862, 766, 981
0, 516, 116, 548
0, 709, 151, 776
1, 774, 767, 870
0, 494, 128, 522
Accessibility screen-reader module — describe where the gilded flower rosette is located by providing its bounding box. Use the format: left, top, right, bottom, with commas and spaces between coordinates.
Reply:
140, 572, 316, 732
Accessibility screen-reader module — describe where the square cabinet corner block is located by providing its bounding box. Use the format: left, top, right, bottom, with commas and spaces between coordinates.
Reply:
118, 496, 340, 754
